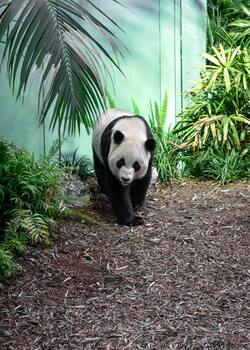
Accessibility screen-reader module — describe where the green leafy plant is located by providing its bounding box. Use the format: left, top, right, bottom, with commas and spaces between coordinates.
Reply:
204, 147, 250, 182
176, 3, 250, 181
61, 148, 94, 181
207, 0, 250, 48
175, 45, 250, 150
182, 146, 250, 183
202, 46, 250, 103
175, 114, 250, 151
229, 6, 250, 47
147, 91, 180, 182
173, 39, 250, 182
149, 91, 168, 133
0, 0, 125, 134
131, 98, 141, 115
0, 246, 21, 284
0, 138, 66, 283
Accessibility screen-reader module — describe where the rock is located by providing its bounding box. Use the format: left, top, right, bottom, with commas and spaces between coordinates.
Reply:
66, 174, 89, 197
65, 194, 91, 209
150, 167, 158, 185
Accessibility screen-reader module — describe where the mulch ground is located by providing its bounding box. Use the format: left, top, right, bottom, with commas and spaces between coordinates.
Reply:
0, 181, 249, 350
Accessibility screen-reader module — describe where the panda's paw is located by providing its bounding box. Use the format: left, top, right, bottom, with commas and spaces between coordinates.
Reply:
130, 215, 144, 226
133, 204, 142, 212
117, 215, 144, 226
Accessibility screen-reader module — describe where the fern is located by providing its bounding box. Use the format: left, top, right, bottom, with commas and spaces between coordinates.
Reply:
9, 209, 50, 244
4, 230, 28, 255
0, 139, 67, 282
0, 246, 21, 281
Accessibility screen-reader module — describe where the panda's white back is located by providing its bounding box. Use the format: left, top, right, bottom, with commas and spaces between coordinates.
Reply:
93, 108, 142, 163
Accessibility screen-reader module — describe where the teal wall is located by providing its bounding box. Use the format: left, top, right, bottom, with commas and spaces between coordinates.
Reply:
0, 0, 207, 159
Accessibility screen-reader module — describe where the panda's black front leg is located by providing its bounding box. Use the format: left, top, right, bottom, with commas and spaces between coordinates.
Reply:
106, 173, 143, 226
130, 174, 151, 212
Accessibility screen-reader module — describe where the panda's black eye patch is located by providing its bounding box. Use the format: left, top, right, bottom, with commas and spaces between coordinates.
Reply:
116, 158, 125, 169
133, 161, 140, 172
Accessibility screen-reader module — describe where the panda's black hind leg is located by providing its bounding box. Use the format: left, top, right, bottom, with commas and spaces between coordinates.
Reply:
93, 148, 107, 194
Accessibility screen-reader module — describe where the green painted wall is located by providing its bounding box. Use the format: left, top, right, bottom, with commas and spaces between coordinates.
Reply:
0, 0, 207, 159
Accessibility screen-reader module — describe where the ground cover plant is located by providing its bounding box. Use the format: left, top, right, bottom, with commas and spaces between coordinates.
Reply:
0, 139, 66, 284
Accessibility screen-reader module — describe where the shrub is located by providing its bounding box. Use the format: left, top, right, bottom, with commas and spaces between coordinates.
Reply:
173, 43, 250, 183
0, 139, 66, 283
207, 0, 250, 48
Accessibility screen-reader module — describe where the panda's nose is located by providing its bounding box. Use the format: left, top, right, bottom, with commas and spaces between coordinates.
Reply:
121, 177, 130, 183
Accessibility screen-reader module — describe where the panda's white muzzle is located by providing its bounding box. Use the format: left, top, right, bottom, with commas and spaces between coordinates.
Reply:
119, 167, 134, 186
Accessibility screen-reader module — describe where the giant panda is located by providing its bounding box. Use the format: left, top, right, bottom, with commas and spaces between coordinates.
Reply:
92, 108, 156, 226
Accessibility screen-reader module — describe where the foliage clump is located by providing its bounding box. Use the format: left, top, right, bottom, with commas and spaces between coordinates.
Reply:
0, 139, 66, 284
169, 2, 250, 183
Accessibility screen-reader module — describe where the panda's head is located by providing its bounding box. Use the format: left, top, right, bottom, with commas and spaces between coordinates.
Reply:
108, 129, 156, 186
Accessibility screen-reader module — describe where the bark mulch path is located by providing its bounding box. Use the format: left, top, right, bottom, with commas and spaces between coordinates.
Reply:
0, 181, 249, 350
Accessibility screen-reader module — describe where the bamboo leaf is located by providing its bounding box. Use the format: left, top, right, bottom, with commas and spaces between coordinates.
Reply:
223, 68, 231, 92
203, 124, 209, 143
242, 5, 250, 17
222, 117, 229, 143
207, 68, 221, 90
229, 119, 240, 147
212, 46, 225, 65
217, 127, 222, 143
219, 44, 227, 65
230, 114, 250, 124
210, 122, 217, 138
201, 52, 220, 66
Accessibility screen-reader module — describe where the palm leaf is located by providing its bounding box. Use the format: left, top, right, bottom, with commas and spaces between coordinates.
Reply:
0, 0, 125, 135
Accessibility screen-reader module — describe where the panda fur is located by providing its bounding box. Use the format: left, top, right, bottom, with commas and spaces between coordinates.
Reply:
92, 108, 156, 226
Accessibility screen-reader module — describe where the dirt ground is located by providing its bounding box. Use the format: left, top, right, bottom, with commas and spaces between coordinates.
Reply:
0, 181, 249, 350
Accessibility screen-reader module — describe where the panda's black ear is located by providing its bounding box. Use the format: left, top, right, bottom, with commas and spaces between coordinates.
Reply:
145, 138, 156, 152
113, 130, 124, 144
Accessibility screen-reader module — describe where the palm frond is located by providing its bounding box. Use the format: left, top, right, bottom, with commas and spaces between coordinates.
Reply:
0, 0, 125, 135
